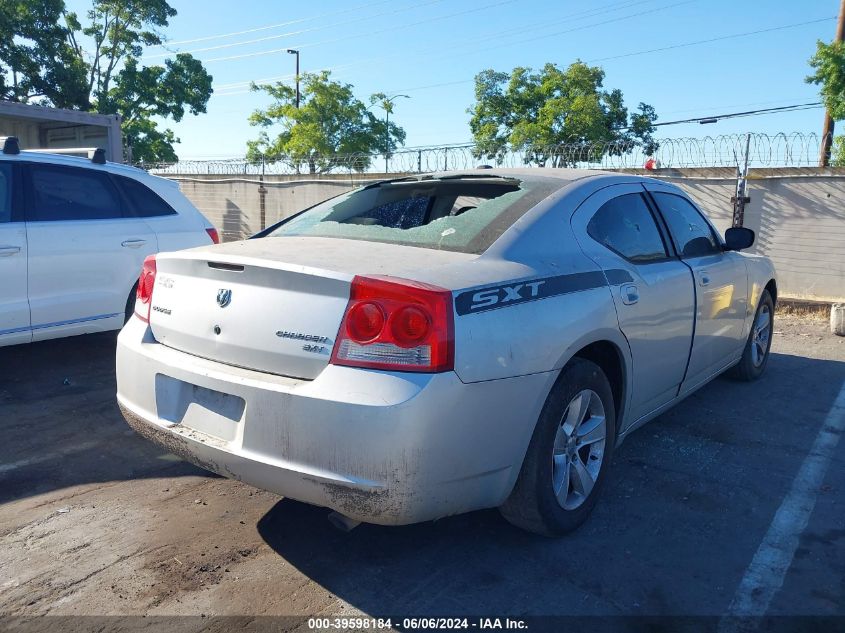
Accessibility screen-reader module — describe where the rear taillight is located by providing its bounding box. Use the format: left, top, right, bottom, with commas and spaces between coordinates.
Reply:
206, 228, 220, 244
135, 255, 157, 323
331, 275, 454, 373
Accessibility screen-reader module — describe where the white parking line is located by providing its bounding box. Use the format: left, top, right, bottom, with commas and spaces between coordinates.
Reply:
0, 440, 103, 475
722, 378, 845, 624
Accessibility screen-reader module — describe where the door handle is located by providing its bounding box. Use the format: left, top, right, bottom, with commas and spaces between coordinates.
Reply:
121, 239, 147, 249
0, 245, 21, 257
699, 271, 711, 286
620, 283, 639, 305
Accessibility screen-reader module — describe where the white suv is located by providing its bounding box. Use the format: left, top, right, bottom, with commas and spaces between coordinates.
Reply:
0, 138, 218, 346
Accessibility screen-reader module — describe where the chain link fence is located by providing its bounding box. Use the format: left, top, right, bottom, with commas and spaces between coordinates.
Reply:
141, 133, 833, 176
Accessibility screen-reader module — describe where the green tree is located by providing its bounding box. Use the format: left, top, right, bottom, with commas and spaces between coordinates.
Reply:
807, 40, 845, 119
100, 54, 212, 162
468, 61, 658, 167
0, 0, 212, 162
0, 0, 89, 107
831, 136, 845, 167
247, 71, 406, 173
807, 40, 845, 164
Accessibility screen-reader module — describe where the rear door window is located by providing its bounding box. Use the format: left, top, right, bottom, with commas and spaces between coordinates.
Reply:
28, 164, 123, 222
652, 193, 721, 258
115, 176, 177, 218
587, 193, 668, 262
0, 164, 12, 223
268, 176, 561, 254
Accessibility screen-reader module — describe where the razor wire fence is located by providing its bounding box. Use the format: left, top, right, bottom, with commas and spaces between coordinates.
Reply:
143, 129, 845, 302
139, 133, 834, 176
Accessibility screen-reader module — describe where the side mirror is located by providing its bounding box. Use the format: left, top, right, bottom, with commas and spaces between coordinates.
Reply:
724, 227, 755, 251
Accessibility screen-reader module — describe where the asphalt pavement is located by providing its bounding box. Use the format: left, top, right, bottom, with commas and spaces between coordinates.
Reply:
0, 314, 842, 626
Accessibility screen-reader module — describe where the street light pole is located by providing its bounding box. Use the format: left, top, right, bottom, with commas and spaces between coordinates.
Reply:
380, 94, 409, 174
286, 49, 300, 109
286, 49, 301, 174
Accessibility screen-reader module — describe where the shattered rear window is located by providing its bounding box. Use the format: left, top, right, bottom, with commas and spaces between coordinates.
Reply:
267, 176, 562, 254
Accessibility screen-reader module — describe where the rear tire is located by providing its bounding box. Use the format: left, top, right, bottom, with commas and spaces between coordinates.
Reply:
499, 358, 616, 536
729, 289, 774, 382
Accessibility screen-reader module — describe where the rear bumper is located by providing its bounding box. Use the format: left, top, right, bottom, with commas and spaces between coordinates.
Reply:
116, 317, 556, 525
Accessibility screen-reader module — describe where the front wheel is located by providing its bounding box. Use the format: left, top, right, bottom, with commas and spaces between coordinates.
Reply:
730, 289, 774, 381
499, 358, 616, 536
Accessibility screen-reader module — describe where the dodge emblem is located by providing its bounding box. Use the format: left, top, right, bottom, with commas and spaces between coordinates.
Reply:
216, 288, 232, 308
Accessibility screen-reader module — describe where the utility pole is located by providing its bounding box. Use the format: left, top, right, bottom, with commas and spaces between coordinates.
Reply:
732, 133, 752, 228
819, 0, 845, 166
286, 49, 300, 109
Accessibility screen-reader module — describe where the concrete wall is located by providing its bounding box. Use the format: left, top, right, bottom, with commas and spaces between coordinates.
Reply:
167, 168, 845, 302
170, 175, 376, 242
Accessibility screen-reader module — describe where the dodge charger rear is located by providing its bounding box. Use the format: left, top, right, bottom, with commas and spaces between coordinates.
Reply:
116, 170, 775, 535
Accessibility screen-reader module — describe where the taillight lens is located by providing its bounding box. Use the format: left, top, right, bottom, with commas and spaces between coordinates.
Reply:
135, 255, 157, 323
391, 305, 430, 346
346, 302, 385, 342
206, 228, 220, 244
331, 275, 454, 373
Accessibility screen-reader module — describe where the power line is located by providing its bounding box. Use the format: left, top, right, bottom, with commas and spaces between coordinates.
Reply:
210, 0, 657, 91
587, 16, 835, 63
648, 103, 823, 128
216, 73, 296, 91
212, 0, 685, 92
326, 0, 696, 90
212, 57, 367, 95
202, 0, 517, 64
411, 0, 662, 52
214, 61, 362, 95
147, 0, 394, 48
455, 0, 697, 58
384, 79, 477, 95
385, 16, 834, 95
211, 12, 833, 110
335, 0, 665, 78
658, 97, 819, 116
144, 0, 445, 61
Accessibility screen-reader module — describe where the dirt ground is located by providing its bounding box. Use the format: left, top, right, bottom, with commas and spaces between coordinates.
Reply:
0, 314, 843, 622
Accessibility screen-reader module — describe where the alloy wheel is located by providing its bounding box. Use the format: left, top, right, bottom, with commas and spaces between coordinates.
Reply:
751, 303, 771, 367
552, 389, 607, 510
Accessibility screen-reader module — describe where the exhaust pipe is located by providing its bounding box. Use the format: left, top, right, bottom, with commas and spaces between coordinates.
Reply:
328, 511, 361, 532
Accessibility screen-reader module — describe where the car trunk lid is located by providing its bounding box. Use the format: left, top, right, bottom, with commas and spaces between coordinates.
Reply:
148, 236, 473, 379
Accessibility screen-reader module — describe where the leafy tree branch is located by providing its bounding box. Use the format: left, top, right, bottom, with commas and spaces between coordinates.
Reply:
0, 0, 210, 162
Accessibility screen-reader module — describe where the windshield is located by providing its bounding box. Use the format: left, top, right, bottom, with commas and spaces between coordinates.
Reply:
266, 176, 561, 254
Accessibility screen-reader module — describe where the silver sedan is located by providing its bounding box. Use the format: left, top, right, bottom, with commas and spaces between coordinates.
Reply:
116, 169, 776, 535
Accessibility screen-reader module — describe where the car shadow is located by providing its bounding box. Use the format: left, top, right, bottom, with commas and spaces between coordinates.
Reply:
0, 332, 214, 505
3, 331, 843, 615
257, 351, 845, 616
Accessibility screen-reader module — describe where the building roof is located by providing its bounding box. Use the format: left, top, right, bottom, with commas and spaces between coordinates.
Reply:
0, 101, 120, 126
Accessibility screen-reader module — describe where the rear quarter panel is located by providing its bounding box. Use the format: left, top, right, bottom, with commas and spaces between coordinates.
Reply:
451, 270, 625, 384
445, 182, 631, 387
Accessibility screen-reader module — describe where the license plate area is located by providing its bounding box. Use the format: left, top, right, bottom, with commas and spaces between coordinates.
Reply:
154, 374, 245, 442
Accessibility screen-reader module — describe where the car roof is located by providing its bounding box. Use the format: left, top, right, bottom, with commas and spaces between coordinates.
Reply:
392, 167, 659, 190
425, 167, 618, 181
0, 150, 150, 179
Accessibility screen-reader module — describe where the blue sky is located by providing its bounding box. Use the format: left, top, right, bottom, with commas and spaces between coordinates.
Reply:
69, 0, 839, 158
